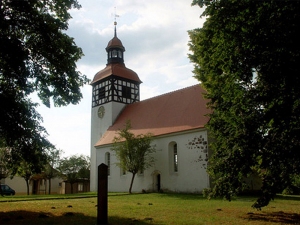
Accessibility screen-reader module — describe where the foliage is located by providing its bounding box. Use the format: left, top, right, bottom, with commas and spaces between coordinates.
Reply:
17, 157, 45, 195
188, 0, 300, 209
0, 147, 10, 196
17, 161, 33, 195
0, 0, 89, 166
44, 148, 63, 194
0, 99, 53, 173
292, 175, 300, 192
2, 146, 47, 195
111, 121, 156, 194
0, 147, 10, 180
282, 175, 300, 195
58, 154, 90, 194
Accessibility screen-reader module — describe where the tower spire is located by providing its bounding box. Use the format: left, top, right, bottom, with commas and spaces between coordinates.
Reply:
114, 7, 119, 37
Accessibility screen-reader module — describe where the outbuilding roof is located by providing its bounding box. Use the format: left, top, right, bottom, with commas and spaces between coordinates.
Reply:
95, 84, 211, 146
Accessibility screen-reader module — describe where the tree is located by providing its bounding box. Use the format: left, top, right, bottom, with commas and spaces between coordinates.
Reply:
0, 147, 10, 196
0, 0, 89, 166
58, 155, 90, 194
17, 161, 34, 195
111, 121, 156, 194
0, 147, 10, 180
1, 145, 46, 195
44, 148, 63, 194
188, 0, 300, 209
17, 156, 45, 195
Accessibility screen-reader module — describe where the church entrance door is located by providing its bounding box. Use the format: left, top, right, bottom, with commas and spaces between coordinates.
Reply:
152, 170, 161, 192
157, 174, 161, 192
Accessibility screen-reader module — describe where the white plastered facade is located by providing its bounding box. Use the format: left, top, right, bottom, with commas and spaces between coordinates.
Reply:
91, 128, 210, 193
90, 101, 126, 192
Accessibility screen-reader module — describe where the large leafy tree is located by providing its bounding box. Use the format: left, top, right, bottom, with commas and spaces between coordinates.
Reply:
58, 154, 90, 194
0, 0, 89, 166
188, 0, 300, 209
111, 121, 156, 194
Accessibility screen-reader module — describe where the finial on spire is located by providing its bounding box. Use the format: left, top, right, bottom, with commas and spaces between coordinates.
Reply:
114, 7, 119, 37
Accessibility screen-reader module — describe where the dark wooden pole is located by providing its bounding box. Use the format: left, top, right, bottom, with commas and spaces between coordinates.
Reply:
97, 163, 108, 225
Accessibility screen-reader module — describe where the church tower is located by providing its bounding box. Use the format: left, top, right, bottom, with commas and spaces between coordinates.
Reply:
90, 22, 142, 191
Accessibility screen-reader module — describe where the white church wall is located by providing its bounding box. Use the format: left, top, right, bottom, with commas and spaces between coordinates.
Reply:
90, 101, 126, 192
151, 129, 209, 193
92, 128, 210, 193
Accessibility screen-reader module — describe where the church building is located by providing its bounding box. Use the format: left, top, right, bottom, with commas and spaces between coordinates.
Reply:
90, 23, 211, 193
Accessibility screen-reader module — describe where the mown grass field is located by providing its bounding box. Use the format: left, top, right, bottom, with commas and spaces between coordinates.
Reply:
0, 193, 300, 224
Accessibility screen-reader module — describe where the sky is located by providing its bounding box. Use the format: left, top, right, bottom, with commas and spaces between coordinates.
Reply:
36, 0, 206, 158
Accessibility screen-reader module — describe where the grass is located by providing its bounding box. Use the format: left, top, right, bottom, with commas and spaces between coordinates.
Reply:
0, 193, 300, 224
0, 191, 97, 202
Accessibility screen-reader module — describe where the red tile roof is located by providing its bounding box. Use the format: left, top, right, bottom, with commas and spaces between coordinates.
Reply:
95, 85, 211, 146
106, 36, 125, 51
91, 63, 142, 84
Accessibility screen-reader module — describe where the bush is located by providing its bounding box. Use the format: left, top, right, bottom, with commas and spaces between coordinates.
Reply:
282, 186, 300, 195
202, 188, 212, 198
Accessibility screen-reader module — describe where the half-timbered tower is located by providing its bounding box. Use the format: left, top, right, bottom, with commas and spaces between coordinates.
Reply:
90, 23, 142, 190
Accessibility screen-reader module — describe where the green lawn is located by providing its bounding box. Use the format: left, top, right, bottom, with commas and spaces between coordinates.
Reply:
0, 193, 300, 224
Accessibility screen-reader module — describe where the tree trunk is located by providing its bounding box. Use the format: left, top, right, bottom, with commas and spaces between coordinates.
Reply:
0, 180, 3, 196
71, 182, 74, 194
129, 173, 136, 194
48, 178, 52, 194
26, 179, 29, 195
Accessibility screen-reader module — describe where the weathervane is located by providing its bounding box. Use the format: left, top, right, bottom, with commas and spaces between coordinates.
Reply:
114, 7, 119, 37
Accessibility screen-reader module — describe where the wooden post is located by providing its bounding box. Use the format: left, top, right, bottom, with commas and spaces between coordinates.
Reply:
97, 163, 108, 225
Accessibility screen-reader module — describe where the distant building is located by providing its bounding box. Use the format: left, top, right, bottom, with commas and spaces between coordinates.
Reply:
1, 173, 90, 195
90, 23, 212, 193
64, 178, 90, 194
1, 175, 65, 195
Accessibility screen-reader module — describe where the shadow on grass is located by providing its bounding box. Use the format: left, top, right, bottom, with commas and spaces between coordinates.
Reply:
0, 210, 94, 225
236, 194, 300, 205
245, 211, 300, 224
109, 216, 164, 225
0, 210, 159, 225
156, 192, 210, 201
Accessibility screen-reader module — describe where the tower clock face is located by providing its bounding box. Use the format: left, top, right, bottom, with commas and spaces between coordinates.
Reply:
98, 106, 105, 118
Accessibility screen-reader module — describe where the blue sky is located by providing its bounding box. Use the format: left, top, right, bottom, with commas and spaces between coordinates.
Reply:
36, 0, 206, 157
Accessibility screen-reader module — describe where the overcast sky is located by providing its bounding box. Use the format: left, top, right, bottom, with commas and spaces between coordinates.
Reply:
36, 0, 206, 158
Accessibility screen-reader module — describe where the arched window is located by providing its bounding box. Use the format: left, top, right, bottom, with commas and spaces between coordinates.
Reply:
169, 142, 178, 173
118, 50, 122, 58
173, 144, 178, 172
105, 152, 111, 176
112, 50, 118, 58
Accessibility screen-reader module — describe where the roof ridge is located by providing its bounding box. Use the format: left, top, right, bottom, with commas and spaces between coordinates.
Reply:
141, 84, 200, 102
